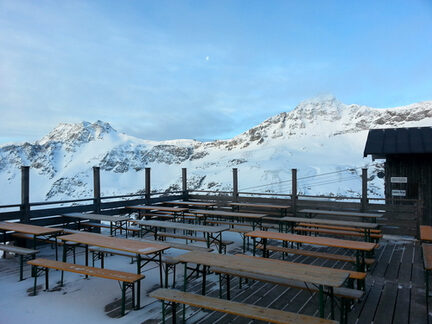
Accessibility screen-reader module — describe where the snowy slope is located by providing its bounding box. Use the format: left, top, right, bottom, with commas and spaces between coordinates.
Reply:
0, 96, 431, 205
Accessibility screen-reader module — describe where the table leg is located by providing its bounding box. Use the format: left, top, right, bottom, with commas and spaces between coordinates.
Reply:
262, 238, 267, 258
85, 245, 89, 278
136, 254, 141, 310
319, 285, 324, 318
202, 265, 207, 295
182, 262, 188, 323
159, 252, 163, 287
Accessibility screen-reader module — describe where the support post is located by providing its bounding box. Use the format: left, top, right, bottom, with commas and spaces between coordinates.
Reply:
145, 168, 151, 204
291, 168, 297, 216
182, 168, 188, 201
93, 167, 101, 213
361, 168, 368, 212
20, 166, 30, 224
232, 168, 239, 202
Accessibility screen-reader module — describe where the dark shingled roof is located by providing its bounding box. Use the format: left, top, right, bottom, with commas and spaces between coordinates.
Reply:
364, 126, 432, 158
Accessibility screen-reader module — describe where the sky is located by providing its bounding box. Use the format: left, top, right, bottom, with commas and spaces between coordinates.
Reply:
0, 0, 432, 144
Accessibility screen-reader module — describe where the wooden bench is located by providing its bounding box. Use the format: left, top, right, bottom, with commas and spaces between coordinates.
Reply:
150, 288, 338, 324
27, 258, 144, 316
0, 244, 39, 281
294, 226, 382, 242
256, 244, 375, 270
298, 223, 382, 234
88, 246, 179, 288
156, 232, 233, 253
423, 243, 432, 302
140, 238, 214, 253
211, 266, 362, 324
420, 225, 432, 242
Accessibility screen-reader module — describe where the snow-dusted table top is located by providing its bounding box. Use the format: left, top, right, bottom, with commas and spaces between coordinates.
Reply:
62, 212, 130, 222
132, 219, 229, 233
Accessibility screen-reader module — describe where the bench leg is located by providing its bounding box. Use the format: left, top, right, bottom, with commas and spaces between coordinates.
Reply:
426, 269, 429, 304
19, 255, 24, 281
45, 268, 49, 291
136, 254, 141, 310
32, 265, 38, 296
226, 274, 231, 300
202, 266, 207, 295
172, 302, 177, 324
121, 281, 126, 316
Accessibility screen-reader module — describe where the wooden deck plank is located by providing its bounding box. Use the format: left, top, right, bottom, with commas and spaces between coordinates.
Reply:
398, 243, 414, 284
385, 246, 403, 281
373, 281, 398, 324
354, 280, 384, 324
409, 286, 427, 324
392, 286, 411, 324
373, 243, 394, 278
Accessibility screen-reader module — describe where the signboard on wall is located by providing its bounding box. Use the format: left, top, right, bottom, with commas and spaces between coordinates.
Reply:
392, 189, 406, 196
391, 177, 408, 183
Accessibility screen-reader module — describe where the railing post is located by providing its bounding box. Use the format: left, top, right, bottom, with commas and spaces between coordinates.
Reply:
93, 167, 101, 213
145, 168, 151, 205
182, 168, 188, 201
361, 168, 368, 211
20, 166, 30, 224
233, 168, 239, 202
292, 168, 297, 216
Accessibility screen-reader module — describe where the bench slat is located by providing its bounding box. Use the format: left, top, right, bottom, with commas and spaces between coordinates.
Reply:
0, 244, 39, 255
150, 288, 337, 324
257, 244, 375, 265
28, 258, 144, 283
294, 227, 382, 239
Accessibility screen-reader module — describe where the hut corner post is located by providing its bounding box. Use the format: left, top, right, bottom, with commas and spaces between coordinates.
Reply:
182, 168, 188, 201
292, 168, 297, 217
20, 166, 30, 224
361, 168, 368, 212
233, 168, 239, 202
145, 168, 151, 205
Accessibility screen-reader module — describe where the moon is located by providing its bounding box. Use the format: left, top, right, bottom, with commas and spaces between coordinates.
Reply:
205, 56, 210, 61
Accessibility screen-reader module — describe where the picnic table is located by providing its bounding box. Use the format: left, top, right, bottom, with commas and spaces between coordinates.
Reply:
126, 205, 188, 220
246, 230, 377, 272
175, 251, 349, 319
0, 222, 63, 259
279, 216, 379, 241
162, 200, 217, 209
132, 219, 229, 253
62, 212, 130, 237
188, 209, 266, 229
299, 209, 383, 222
229, 202, 291, 216
57, 231, 169, 309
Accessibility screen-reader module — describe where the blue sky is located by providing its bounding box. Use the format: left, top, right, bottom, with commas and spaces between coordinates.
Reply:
1, 0, 431, 143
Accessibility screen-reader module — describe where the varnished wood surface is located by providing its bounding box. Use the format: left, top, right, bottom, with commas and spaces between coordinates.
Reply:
150, 288, 337, 324
420, 225, 432, 242
126, 205, 189, 213
62, 212, 130, 222
132, 219, 229, 233
162, 201, 217, 208
299, 209, 383, 218
175, 251, 348, 287
189, 209, 266, 219
229, 202, 291, 209
0, 222, 63, 236
246, 230, 377, 251
235, 254, 366, 280
57, 232, 169, 255
28, 258, 144, 282
279, 216, 379, 229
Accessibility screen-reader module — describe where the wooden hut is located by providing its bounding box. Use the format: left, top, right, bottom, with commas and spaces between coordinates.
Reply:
364, 126, 432, 224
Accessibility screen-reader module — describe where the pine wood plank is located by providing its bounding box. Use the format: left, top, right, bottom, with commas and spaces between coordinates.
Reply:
150, 288, 337, 324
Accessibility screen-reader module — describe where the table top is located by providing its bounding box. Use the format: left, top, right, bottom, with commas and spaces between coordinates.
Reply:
162, 201, 217, 208
246, 230, 377, 251
175, 251, 348, 287
420, 225, 432, 242
229, 202, 291, 209
0, 222, 63, 236
133, 219, 229, 233
127, 205, 189, 213
279, 216, 379, 229
299, 209, 383, 218
57, 232, 169, 255
63, 212, 130, 222
189, 209, 266, 219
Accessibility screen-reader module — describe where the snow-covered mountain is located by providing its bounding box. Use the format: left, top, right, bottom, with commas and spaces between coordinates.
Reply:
1, 96, 431, 205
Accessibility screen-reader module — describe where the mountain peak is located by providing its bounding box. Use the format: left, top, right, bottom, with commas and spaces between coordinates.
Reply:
38, 120, 116, 146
